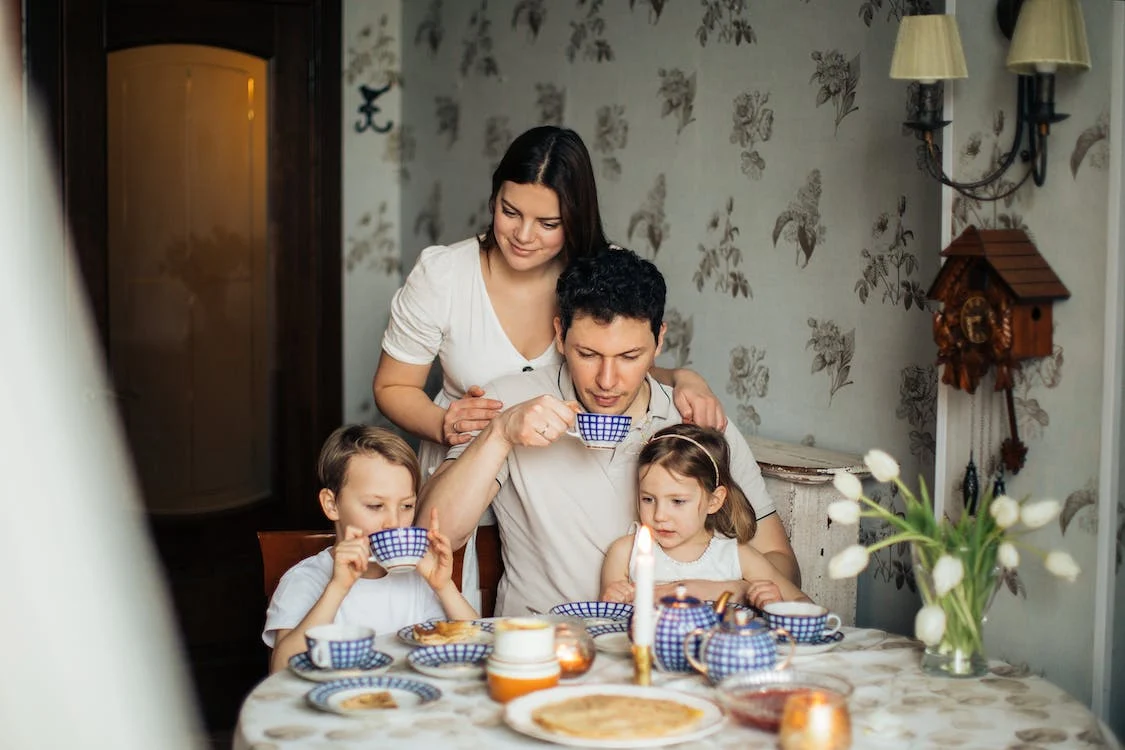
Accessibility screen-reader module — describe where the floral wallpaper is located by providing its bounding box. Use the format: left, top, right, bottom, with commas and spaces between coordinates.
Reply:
343, 0, 1122, 720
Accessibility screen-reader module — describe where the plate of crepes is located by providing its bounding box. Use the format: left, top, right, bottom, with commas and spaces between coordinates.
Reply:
288, 649, 394, 682
397, 618, 495, 647
305, 676, 441, 715
505, 684, 725, 748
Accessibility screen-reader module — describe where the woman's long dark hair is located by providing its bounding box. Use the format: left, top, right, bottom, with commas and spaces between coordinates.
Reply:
637, 424, 758, 544
481, 126, 608, 265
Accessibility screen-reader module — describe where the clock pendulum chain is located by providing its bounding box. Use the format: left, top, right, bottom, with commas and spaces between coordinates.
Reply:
963, 388, 980, 514
985, 382, 1007, 496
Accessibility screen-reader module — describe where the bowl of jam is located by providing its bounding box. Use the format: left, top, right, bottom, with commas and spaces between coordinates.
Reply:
715, 670, 853, 732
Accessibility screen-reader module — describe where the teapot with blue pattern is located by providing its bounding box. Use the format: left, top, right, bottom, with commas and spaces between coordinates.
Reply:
652, 585, 731, 672
684, 607, 796, 683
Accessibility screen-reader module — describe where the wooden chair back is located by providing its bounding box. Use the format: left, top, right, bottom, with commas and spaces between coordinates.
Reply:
257, 525, 504, 616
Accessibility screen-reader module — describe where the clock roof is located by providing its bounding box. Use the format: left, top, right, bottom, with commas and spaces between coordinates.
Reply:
927, 226, 1071, 303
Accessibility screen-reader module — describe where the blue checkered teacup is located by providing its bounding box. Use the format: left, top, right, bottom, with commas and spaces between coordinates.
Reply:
305, 624, 376, 669
368, 526, 429, 574
566, 413, 632, 449
762, 602, 842, 643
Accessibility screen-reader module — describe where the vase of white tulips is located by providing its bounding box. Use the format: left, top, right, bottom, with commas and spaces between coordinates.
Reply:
827, 450, 1081, 678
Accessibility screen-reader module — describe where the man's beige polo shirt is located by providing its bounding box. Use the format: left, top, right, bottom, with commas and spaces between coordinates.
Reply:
445, 364, 777, 617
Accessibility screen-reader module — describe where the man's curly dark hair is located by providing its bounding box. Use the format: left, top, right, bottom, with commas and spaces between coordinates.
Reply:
556, 246, 665, 342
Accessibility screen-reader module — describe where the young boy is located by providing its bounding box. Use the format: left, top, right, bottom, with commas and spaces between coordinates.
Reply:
264, 424, 477, 672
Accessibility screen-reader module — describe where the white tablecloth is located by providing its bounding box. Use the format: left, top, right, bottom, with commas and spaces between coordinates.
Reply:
234, 627, 1109, 749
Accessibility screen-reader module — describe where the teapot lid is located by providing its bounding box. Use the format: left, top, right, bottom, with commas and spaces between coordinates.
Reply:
720, 608, 763, 633
660, 584, 702, 609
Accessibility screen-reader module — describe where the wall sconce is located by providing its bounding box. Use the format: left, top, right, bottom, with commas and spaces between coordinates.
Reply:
890, 0, 1090, 199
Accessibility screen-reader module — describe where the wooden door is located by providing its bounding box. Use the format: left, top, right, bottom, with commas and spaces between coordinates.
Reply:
25, 0, 341, 732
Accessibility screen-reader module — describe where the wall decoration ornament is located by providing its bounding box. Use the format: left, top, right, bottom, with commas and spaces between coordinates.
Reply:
727, 345, 770, 432
810, 49, 861, 135
693, 197, 750, 299
567, 0, 614, 63
1070, 107, 1109, 177
415, 0, 444, 55
657, 68, 697, 135
347, 16, 402, 88
630, 0, 668, 24
858, 0, 934, 27
772, 170, 825, 268
594, 104, 628, 182
730, 90, 774, 181
662, 309, 693, 368
855, 195, 927, 311
806, 319, 856, 404
897, 363, 937, 461
356, 84, 393, 134
627, 174, 669, 256
414, 183, 443, 246
345, 203, 399, 276
511, 0, 548, 40
697, 0, 756, 47
461, 0, 500, 78
434, 96, 460, 147
535, 83, 566, 125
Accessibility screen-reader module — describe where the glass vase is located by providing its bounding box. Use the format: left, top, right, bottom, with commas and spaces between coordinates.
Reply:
911, 544, 1001, 678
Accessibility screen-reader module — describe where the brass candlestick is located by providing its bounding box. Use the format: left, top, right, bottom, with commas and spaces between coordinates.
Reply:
631, 644, 652, 686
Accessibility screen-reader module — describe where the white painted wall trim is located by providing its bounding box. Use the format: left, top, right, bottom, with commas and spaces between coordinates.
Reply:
1092, 0, 1125, 722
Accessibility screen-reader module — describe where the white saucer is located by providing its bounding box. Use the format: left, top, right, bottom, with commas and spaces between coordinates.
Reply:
789, 631, 845, 657
288, 650, 393, 682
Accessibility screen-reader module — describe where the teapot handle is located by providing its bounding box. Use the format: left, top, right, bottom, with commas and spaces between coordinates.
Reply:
711, 591, 733, 616
683, 627, 710, 676
772, 626, 797, 671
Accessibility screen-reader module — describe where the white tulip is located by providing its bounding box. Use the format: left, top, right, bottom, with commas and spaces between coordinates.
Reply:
1044, 551, 1081, 582
989, 496, 1020, 529
997, 542, 1020, 568
829, 545, 870, 579
827, 500, 862, 525
832, 470, 864, 501
864, 450, 900, 483
932, 554, 965, 597
914, 604, 946, 647
1020, 499, 1062, 529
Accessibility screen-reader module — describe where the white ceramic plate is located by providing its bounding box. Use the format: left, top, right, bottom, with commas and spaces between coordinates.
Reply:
304, 676, 441, 715
288, 650, 393, 682
789, 631, 846, 657
504, 684, 725, 748
396, 619, 495, 648
406, 643, 492, 679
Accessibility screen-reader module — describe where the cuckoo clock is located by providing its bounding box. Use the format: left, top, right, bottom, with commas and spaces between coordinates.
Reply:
927, 226, 1070, 473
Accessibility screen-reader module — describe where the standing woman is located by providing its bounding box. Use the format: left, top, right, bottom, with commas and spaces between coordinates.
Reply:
373, 126, 725, 609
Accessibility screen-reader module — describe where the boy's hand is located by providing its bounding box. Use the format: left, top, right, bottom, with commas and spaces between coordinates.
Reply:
330, 526, 370, 588
745, 579, 784, 609
416, 508, 454, 591
600, 579, 635, 603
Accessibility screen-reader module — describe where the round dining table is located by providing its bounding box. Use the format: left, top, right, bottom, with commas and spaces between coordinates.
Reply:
234, 626, 1111, 749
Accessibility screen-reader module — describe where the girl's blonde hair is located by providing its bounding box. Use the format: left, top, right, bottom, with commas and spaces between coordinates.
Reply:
637, 424, 757, 543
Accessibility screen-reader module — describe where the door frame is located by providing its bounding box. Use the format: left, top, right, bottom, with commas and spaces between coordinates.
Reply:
25, 0, 342, 526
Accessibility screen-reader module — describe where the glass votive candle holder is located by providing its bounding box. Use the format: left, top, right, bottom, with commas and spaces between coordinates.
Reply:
553, 621, 595, 678
778, 689, 852, 750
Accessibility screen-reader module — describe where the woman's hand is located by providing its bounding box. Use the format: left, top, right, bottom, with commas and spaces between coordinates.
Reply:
330, 526, 370, 588
416, 508, 455, 591
600, 579, 635, 603
443, 385, 504, 446
670, 370, 727, 430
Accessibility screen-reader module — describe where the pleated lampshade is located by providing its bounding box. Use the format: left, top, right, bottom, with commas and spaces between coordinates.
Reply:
890, 15, 969, 84
1006, 0, 1090, 75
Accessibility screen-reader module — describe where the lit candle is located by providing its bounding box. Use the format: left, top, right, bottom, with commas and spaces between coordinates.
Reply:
778, 690, 852, 750
632, 525, 655, 647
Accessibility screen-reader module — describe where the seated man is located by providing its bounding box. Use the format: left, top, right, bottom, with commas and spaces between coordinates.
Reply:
418, 247, 799, 616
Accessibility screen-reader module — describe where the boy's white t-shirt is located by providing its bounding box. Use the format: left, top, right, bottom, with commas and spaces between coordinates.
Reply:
262, 549, 446, 648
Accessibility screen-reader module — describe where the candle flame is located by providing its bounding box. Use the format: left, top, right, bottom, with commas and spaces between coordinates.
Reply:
637, 525, 653, 554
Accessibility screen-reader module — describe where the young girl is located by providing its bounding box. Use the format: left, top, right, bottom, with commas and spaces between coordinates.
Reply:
600, 423, 810, 609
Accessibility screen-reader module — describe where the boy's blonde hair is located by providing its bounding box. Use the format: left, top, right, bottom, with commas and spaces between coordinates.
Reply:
317, 424, 421, 496
637, 424, 757, 544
